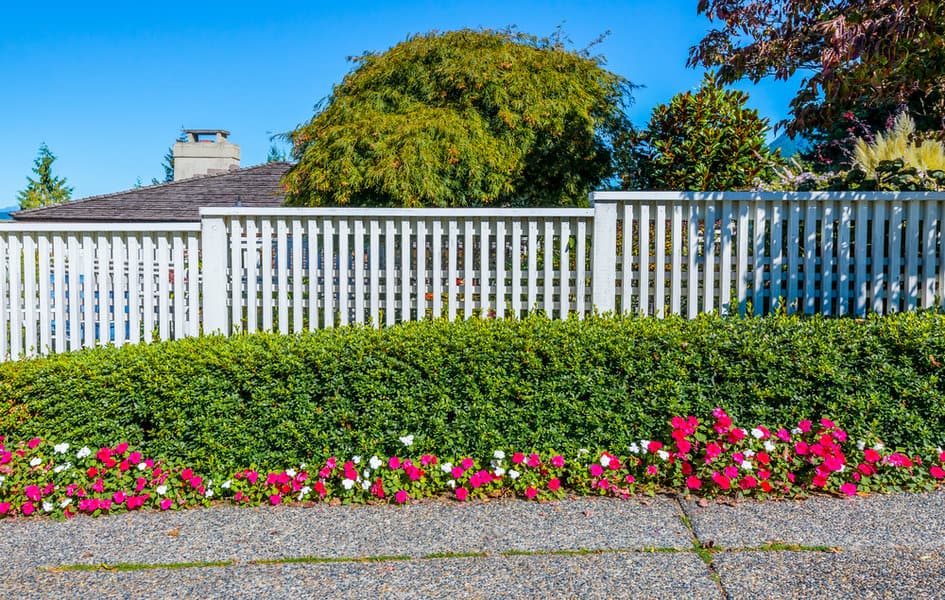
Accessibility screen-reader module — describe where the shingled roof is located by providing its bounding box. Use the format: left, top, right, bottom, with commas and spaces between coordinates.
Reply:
11, 162, 291, 222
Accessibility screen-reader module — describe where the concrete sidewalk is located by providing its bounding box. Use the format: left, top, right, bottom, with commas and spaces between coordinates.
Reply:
1, 491, 943, 599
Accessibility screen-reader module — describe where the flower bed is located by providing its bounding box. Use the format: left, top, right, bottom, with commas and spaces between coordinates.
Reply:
2, 409, 943, 519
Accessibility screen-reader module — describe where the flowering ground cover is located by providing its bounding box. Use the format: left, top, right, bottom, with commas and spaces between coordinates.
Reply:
2, 409, 943, 520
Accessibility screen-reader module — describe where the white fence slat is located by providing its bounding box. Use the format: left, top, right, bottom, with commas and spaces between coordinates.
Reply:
416, 219, 426, 320
172, 234, 185, 339
113, 235, 127, 346
370, 219, 381, 326
940, 201, 945, 311
246, 218, 260, 333
837, 204, 852, 316
322, 219, 334, 328
463, 220, 474, 319
8, 235, 22, 358
820, 201, 835, 315
703, 201, 716, 314
431, 220, 443, 319
401, 220, 411, 323
687, 203, 699, 319
922, 202, 937, 308
38, 234, 51, 353
142, 235, 155, 343
769, 202, 783, 314
292, 219, 305, 331
654, 205, 666, 317
126, 236, 141, 344
854, 203, 869, 316
871, 201, 887, 314
527, 219, 538, 312
888, 201, 902, 312
69, 234, 83, 350
496, 220, 506, 319
157, 235, 170, 341
186, 233, 199, 337
786, 201, 800, 314
621, 203, 633, 314
753, 201, 766, 316
480, 220, 490, 317
338, 219, 349, 327
670, 203, 683, 316
386, 219, 397, 325
277, 219, 290, 331
718, 202, 733, 316
576, 219, 587, 317
23, 234, 37, 357
543, 220, 554, 316
905, 201, 920, 311
0, 236, 8, 359
803, 201, 818, 315
98, 234, 113, 346
261, 219, 274, 330
447, 219, 458, 321
637, 204, 650, 316
511, 220, 523, 317
229, 219, 243, 332
560, 219, 570, 319
353, 219, 365, 325
304, 219, 317, 331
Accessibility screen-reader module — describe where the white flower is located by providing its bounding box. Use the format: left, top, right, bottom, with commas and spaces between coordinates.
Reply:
0, 475, 4, 489
837, 464, 845, 473
205, 489, 214, 499
137, 462, 147, 471
577, 448, 589, 456
791, 428, 802, 435
221, 480, 231, 489
399, 435, 414, 447
763, 440, 776, 452
156, 485, 168, 496
447, 480, 456, 489
441, 462, 453, 473
298, 486, 311, 501
873, 442, 885, 451
29, 457, 42, 467
657, 450, 670, 461
352, 456, 361, 465
508, 469, 520, 480
53, 463, 71, 474
361, 480, 371, 490
299, 463, 307, 470
640, 440, 650, 451
342, 479, 355, 490
493, 450, 505, 460
362, 469, 371, 480
628, 443, 640, 454
60, 499, 72, 509
494, 467, 506, 477
369, 456, 382, 470
741, 460, 753, 471
286, 468, 297, 478
53, 443, 70, 454
600, 455, 611, 467
43, 501, 54, 512
76, 446, 91, 459
857, 440, 866, 451
750, 428, 764, 440
743, 449, 755, 458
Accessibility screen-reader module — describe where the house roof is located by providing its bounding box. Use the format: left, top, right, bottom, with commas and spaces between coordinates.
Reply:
11, 162, 292, 222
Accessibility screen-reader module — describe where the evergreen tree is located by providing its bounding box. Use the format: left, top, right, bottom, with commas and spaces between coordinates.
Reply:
266, 143, 287, 163
17, 143, 73, 210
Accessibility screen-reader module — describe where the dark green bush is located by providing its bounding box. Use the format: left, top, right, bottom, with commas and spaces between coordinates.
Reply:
2, 312, 945, 473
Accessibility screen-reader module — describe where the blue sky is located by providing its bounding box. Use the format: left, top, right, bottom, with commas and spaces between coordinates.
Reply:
0, 0, 802, 207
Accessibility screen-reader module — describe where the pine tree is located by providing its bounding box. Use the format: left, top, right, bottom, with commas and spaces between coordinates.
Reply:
266, 143, 287, 163
17, 143, 73, 210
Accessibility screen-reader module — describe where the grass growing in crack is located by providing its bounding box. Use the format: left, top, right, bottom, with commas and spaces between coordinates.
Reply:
739, 543, 841, 553
48, 560, 235, 572
250, 555, 412, 565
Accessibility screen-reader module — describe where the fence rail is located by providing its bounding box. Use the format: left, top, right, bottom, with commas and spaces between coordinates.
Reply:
3, 191, 945, 361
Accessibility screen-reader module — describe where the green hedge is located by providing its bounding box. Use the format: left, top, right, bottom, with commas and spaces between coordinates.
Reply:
2, 312, 945, 472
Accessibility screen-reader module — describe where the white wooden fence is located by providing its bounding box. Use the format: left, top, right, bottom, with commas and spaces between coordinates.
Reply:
3, 191, 945, 361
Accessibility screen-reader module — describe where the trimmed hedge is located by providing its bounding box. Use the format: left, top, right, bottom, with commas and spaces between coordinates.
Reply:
2, 312, 945, 473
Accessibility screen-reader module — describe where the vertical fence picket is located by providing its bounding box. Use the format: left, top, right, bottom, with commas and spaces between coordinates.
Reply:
386, 219, 396, 325
871, 200, 887, 314
687, 202, 699, 319
229, 218, 243, 332
112, 234, 127, 346
496, 220, 506, 318
576, 219, 587, 317
322, 219, 334, 328
401, 220, 411, 322
338, 219, 349, 326
854, 203, 869, 316
293, 219, 305, 331
769, 202, 783, 313
511, 220, 523, 317
0, 235, 6, 359
305, 219, 317, 330
246, 218, 259, 333
703, 201, 716, 314
447, 219, 458, 321
353, 219, 365, 325
752, 200, 766, 315
69, 234, 83, 350
654, 205, 666, 317
277, 219, 290, 331
157, 235, 170, 341
559, 219, 570, 319
621, 203, 633, 314
126, 235, 141, 344
416, 219, 426, 320
186, 232, 199, 337
464, 220, 474, 319
432, 219, 443, 319
904, 201, 920, 312
38, 234, 51, 354
480, 220, 490, 317
803, 201, 818, 315
888, 201, 902, 312
142, 235, 155, 342
543, 220, 554, 316
922, 201, 938, 308
8, 235, 21, 359
172, 233, 185, 339
637, 204, 650, 316
786, 201, 800, 314
527, 219, 538, 312
820, 201, 835, 315
837, 204, 852, 316
670, 204, 683, 316
718, 202, 733, 315
22, 234, 37, 357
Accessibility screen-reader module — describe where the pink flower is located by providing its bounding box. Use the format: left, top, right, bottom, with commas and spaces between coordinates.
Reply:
461, 457, 475, 470
22, 502, 35, 516
395, 490, 409, 504
527, 453, 541, 468
711, 472, 731, 490
388, 456, 401, 470
135, 478, 147, 492
832, 429, 847, 442
160, 499, 173, 511
370, 478, 385, 499
840, 482, 857, 496
511, 453, 525, 465
115, 442, 129, 454
269, 494, 281, 505
455, 487, 468, 501
551, 455, 565, 468
676, 439, 692, 455
548, 478, 561, 491
798, 420, 812, 433
191, 476, 203, 489
646, 465, 658, 476
0, 503, 9, 514
92, 478, 105, 493
686, 476, 702, 490
704, 442, 722, 462
930, 466, 945, 479
739, 476, 757, 490
820, 418, 836, 430
421, 454, 436, 466
589, 464, 604, 477
181, 468, 193, 481
723, 465, 739, 479
776, 429, 791, 442
864, 448, 880, 463
128, 451, 142, 464
795, 441, 809, 455
24, 485, 41, 502
727, 428, 746, 443
245, 470, 259, 484
27, 438, 42, 449
113, 491, 127, 505
647, 441, 663, 454
451, 466, 464, 479
625, 475, 635, 484
525, 487, 538, 499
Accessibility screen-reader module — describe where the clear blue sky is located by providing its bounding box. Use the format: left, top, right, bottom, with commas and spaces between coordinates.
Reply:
0, 0, 801, 207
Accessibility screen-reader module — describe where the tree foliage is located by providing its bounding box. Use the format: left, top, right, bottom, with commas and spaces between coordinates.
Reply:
688, 0, 945, 139
284, 28, 634, 208
623, 74, 780, 190
17, 144, 72, 210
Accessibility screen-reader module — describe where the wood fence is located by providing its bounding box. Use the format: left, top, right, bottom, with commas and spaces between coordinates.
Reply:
2, 191, 945, 360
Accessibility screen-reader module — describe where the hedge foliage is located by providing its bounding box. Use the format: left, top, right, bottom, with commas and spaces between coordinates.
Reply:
2, 312, 945, 473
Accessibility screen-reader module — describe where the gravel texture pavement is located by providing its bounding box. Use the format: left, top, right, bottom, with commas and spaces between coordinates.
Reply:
2, 492, 944, 598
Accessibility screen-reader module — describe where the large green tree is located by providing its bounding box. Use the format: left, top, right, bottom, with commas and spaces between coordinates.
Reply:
284, 28, 634, 208
624, 74, 780, 190
688, 0, 945, 141
17, 143, 73, 210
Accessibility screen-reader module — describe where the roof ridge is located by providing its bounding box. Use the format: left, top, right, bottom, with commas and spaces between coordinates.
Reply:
11, 162, 294, 217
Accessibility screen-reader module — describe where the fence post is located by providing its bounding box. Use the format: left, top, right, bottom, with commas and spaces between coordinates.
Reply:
200, 213, 229, 335
590, 193, 617, 314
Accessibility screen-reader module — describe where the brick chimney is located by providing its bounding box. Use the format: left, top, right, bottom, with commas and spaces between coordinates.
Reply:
172, 129, 240, 181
